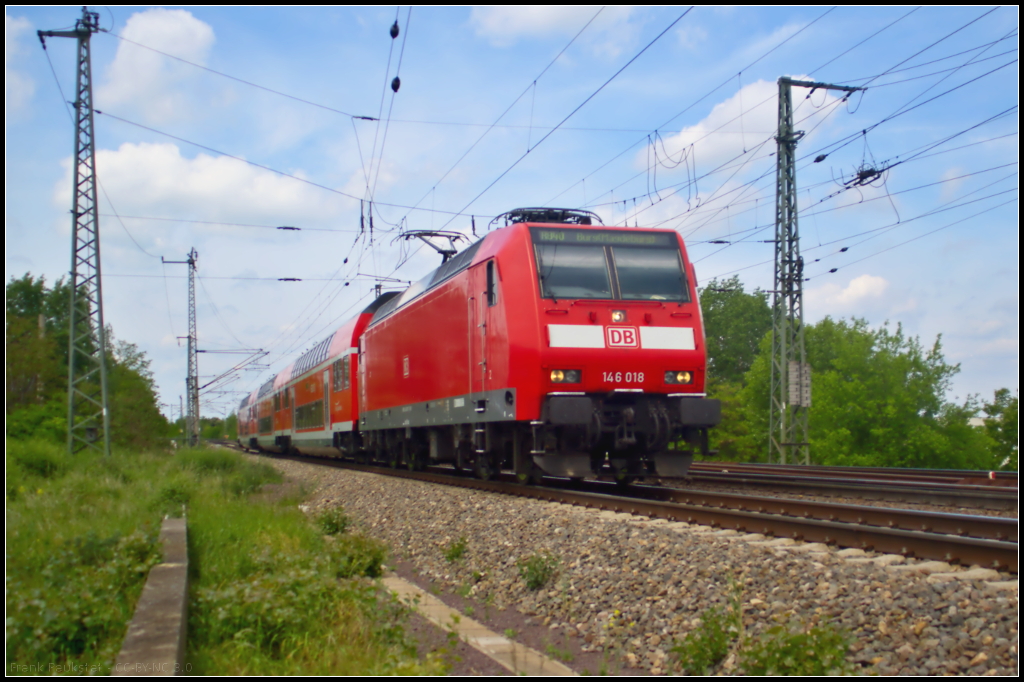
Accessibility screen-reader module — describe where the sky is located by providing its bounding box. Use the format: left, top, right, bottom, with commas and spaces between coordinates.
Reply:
6, 6, 1019, 421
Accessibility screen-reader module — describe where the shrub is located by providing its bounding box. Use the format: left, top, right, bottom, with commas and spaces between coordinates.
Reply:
7, 438, 70, 479
6, 529, 160, 665
178, 448, 240, 473
329, 534, 387, 579
317, 507, 351, 535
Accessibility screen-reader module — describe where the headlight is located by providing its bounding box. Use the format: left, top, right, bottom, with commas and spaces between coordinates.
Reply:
611, 310, 627, 323
665, 370, 693, 384
551, 369, 581, 383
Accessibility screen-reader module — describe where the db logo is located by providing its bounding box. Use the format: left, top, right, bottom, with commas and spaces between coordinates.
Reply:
606, 326, 639, 348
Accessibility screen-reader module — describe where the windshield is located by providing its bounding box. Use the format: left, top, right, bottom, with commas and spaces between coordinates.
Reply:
536, 244, 612, 299
532, 227, 689, 302
612, 247, 686, 301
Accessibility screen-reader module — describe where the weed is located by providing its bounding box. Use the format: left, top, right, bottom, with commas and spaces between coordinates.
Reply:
316, 507, 351, 535
670, 605, 739, 674
545, 642, 574, 663
443, 536, 468, 563
600, 609, 637, 675
518, 551, 558, 590
738, 622, 855, 675
504, 628, 518, 640
669, 576, 854, 676
463, 605, 475, 618
456, 583, 473, 598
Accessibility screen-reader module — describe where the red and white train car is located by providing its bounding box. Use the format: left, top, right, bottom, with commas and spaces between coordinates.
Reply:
236, 294, 397, 456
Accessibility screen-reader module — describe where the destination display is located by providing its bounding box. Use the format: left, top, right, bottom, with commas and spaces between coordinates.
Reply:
531, 227, 676, 248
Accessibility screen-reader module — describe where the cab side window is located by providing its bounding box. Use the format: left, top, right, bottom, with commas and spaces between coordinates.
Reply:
486, 260, 498, 307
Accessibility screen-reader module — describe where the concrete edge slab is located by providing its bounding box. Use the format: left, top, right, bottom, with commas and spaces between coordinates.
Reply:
113, 516, 188, 677
383, 574, 577, 676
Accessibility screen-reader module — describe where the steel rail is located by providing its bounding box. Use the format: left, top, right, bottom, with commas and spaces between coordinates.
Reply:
683, 471, 1018, 510
254, 452, 1018, 573
691, 461, 1018, 485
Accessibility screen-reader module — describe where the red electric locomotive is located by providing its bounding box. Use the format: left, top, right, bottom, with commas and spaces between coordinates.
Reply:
358, 208, 720, 481
238, 207, 720, 482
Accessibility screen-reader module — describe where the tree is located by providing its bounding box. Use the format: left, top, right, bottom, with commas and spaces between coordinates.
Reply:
6, 314, 62, 413
6, 274, 170, 449
697, 277, 772, 460
106, 328, 172, 450
983, 389, 1019, 471
6, 273, 75, 370
224, 413, 238, 440
699, 276, 772, 385
739, 318, 994, 469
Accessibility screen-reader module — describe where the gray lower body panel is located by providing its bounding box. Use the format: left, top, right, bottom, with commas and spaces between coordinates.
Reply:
362, 388, 517, 431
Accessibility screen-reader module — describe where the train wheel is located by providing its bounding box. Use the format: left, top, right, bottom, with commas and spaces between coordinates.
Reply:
512, 430, 539, 485
475, 452, 494, 480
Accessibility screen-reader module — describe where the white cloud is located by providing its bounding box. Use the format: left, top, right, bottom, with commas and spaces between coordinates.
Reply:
939, 166, 967, 201
637, 77, 843, 178
470, 6, 637, 57
675, 24, 707, 51
97, 9, 215, 124
807, 274, 889, 311
54, 142, 354, 235
6, 14, 34, 114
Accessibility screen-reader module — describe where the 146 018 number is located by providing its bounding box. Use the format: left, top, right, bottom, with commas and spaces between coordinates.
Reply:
602, 371, 644, 383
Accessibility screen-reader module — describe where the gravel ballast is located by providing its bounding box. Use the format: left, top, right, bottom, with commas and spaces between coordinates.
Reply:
257, 456, 1018, 676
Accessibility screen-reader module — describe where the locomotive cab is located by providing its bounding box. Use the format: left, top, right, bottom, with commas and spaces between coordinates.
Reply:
516, 212, 721, 480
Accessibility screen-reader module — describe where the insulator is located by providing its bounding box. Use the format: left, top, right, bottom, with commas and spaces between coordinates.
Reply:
814, 154, 827, 163
391, 76, 401, 93
390, 21, 399, 39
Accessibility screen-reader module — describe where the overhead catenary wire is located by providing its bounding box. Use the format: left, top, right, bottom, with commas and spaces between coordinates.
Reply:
437, 7, 696, 231
381, 6, 607, 230
542, 6, 839, 208
553, 6, 1011, 231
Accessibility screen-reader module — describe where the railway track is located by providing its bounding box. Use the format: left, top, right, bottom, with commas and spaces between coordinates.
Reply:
678, 465, 1018, 511
222, 443, 1018, 572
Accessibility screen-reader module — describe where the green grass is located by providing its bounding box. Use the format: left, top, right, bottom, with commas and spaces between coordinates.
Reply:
6, 440, 428, 676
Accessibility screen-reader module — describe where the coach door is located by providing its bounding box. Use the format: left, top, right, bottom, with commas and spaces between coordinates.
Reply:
323, 369, 330, 433
469, 260, 500, 409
